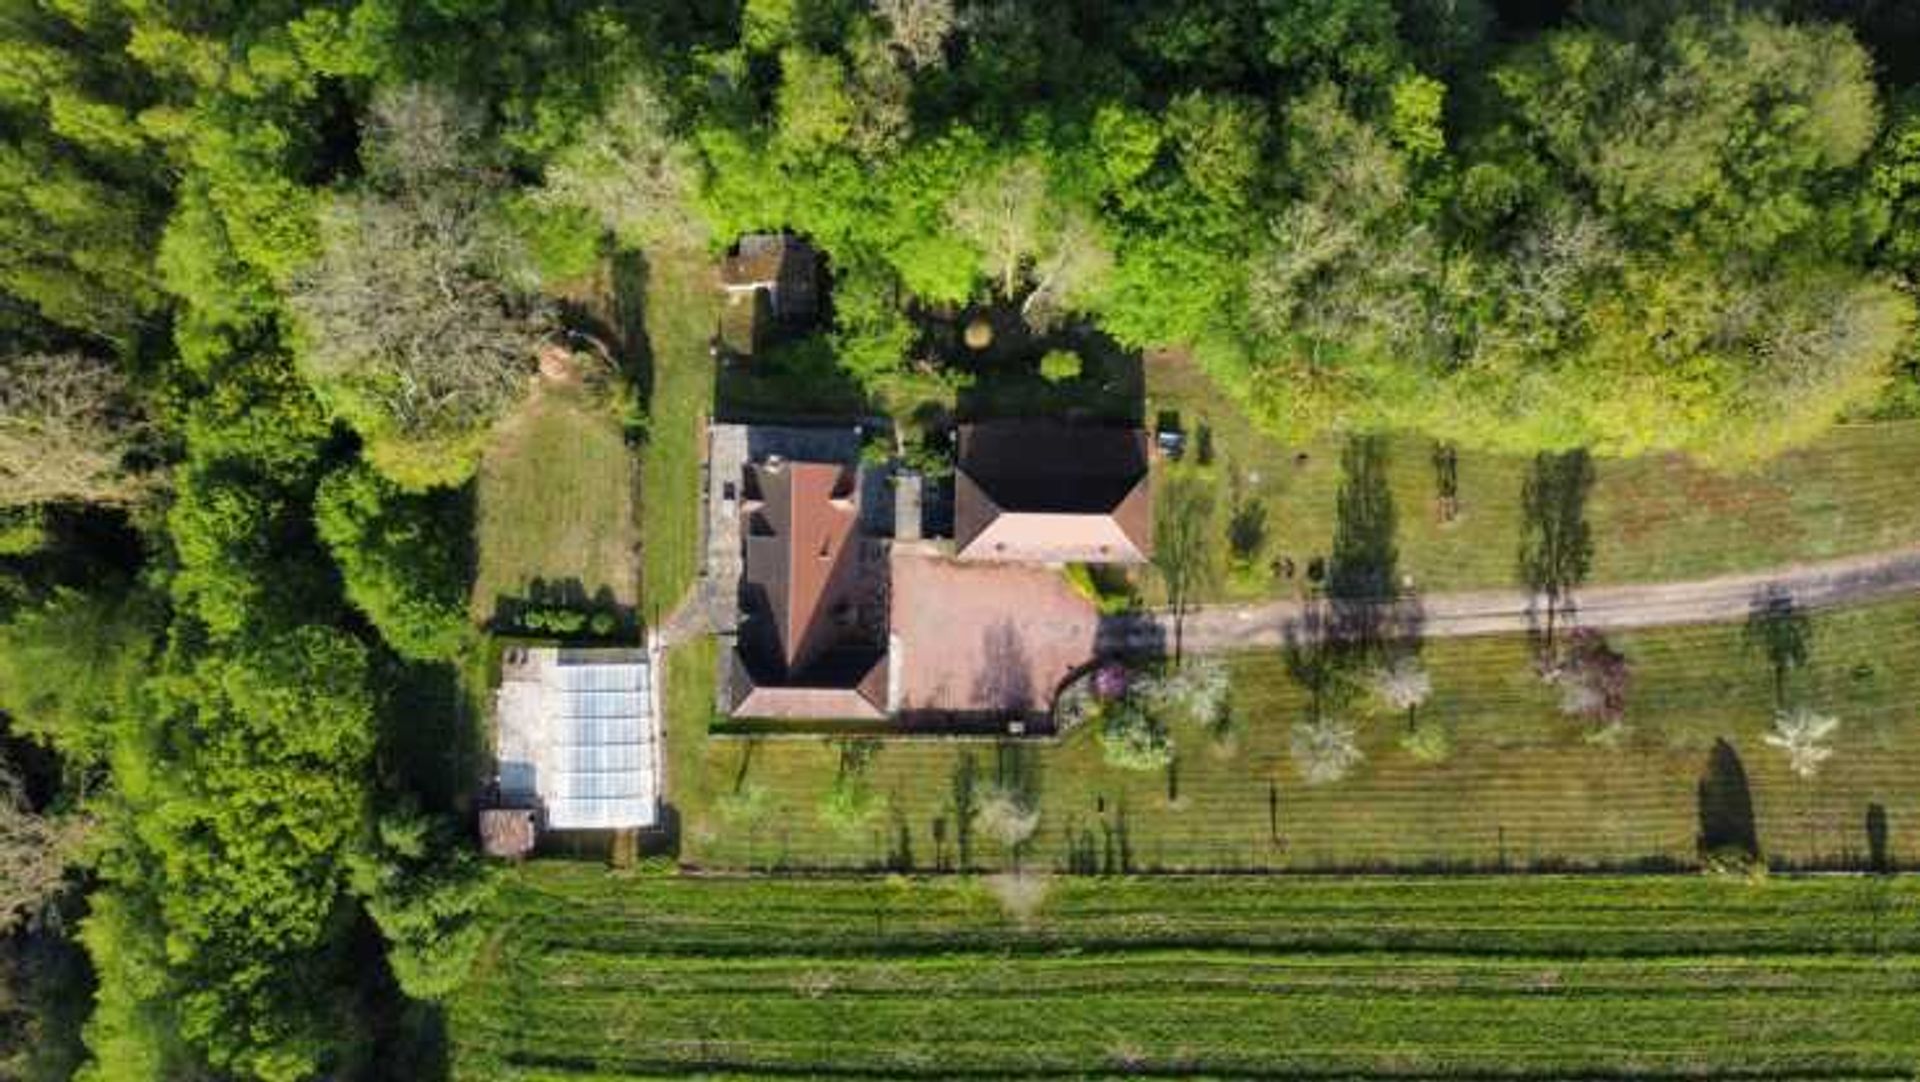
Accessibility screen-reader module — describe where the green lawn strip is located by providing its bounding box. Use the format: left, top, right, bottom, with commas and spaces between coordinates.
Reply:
672, 599, 1920, 872
637, 247, 720, 619
1146, 355, 1920, 598
470, 382, 638, 625
449, 870, 1920, 1079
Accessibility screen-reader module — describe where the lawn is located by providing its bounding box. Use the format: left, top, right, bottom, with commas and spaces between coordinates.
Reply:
1146, 352, 1920, 600
669, 597, 1920, 873
637, 246, 720, 619
469, 381, 638, 627
448, 867, 1920, 1079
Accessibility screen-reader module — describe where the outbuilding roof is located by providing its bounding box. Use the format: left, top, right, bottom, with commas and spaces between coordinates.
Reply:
954, 421, 1152, 564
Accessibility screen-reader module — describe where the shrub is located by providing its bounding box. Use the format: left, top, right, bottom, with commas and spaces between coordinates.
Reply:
1399, 722, 1452, 764
1099, 697, 1172, 771
1038, 348, 1082, 383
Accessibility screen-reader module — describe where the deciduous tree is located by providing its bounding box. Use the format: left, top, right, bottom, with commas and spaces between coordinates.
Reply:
0, 352, 150, 508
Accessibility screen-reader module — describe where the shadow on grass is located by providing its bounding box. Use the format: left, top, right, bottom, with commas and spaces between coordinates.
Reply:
1697, 738, 1760, 861
714, 334, 874, 423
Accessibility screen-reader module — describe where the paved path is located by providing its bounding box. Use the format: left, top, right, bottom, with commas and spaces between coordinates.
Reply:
1101, 543, 1920, 654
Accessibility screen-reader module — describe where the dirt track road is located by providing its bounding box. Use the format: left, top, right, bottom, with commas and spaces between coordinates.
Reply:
1101, 543, 1920, 654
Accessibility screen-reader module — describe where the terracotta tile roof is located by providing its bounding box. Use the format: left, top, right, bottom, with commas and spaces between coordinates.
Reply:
954, 421, 1152, 563
741, 459, 861, 674
731, 653, 889, 720
732, 457, 888, 720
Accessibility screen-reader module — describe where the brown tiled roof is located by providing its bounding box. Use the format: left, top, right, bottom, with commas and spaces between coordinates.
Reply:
741, 459, 862, 675
720, 234, 819, 320
954, 421, 1152, 563
731, 652, 889, 720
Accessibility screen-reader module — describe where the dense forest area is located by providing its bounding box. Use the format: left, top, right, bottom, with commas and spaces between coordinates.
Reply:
3, 0, 1920, 1079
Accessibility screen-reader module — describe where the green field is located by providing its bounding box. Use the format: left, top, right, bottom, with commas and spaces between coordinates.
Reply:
1147, 355, 1920, 600
470, 382, 639, 626
449, 868, 1920, 1079
637, 247, 720, 619
669, 599, 1920, 872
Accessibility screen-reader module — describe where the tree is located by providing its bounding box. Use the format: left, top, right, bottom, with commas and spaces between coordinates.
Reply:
0, 352, 151, 508
946, 157, 1050, 298
1098, 697, 1173, 771
973, 786, 1040, 849
314, 463, 473, 662
0, 585, 157, 767
1290, 715, 1362, 784
1038, 349, 1082, 383
1493, 12, 1878, 254
1766, 706, 1840, 780
288, 84, 554, 489
1136, 658, 1229, 730
818, 740, 881, 841
1745, 587, 1812, 710
1553, 628, 1631, 727
348, 803, 499, 1001
1369, 654, 1431, 731
775, 47, 858, 157
0, 751, 88, 934
1519, 450, 1595, 661
874, 0, 955, 68
539, 75, 707, 250
1153, 470, 1222, 662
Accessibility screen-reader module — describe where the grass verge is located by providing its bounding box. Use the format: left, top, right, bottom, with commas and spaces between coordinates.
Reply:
637, 247, 719, 620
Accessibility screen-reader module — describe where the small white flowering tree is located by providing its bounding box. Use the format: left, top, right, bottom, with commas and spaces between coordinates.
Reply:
1765, 706, 1840, 779
974, 786, 1041, 849
1369, 655, 1431, 730
1290, 716, 1363, 785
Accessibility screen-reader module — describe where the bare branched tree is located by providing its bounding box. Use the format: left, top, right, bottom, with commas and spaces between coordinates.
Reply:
945, 157, 1049, 298
0, 352, 149, 508
539, 75, 708, 249
875, 0, 956, 69
290, 85, 552, 459
0, 757, 87, 933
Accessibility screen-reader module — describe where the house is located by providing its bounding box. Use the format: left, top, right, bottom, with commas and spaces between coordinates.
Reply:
729, 457, 889, 719
954, 420, 1153, 564
719, 234, 820, 355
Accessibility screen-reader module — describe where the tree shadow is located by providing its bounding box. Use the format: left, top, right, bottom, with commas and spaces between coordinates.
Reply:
948, 315, 1145, 425
1518, 449, 1595, 662
713, 333, 874, 424
1745, 584, 1813, 711
1696, 739, 1760, 862
970, 620, 1035, 719
1281, 604, 1357, 723
1328, 435, 1404, 659
949, 751, 978, 871
1431, 441, 1459, 523
1867, 802, 1890, 873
